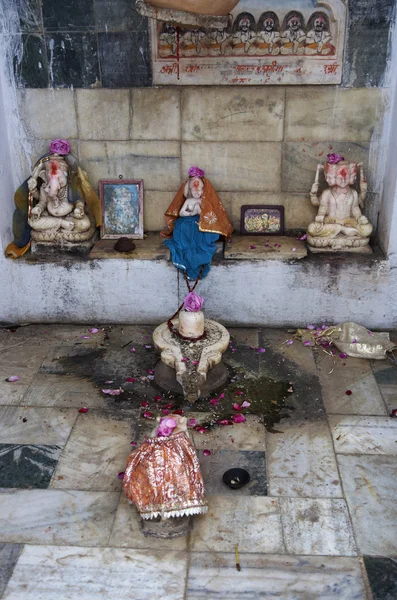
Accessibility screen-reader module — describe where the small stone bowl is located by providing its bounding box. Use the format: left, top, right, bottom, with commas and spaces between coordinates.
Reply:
222, 468, 250, 490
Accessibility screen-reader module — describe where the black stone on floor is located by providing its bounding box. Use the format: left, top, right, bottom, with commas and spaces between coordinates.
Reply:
198, 449, 267, 496
0, 544, 23, 597
364, 557, 397, 600
0, 444, 61, 488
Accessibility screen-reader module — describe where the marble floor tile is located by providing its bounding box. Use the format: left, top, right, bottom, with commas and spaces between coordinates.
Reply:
330, 415, 397, 455
191, 414, 266, 451
267, 421, 343, 497
39, 345, 105, 375
379, 384, 397, 412
0, 544, 23, 598
108, 494, 188, 550
2, 545, 187, 600
197, 449, 267, 496
187, 553, 367, 600
372, 360, 397, 385
51, 411, 133, 491
280, 498, 356, 556
0, 406, 77, 446
0, 324, 103, 347
0, 489, 120, 546
190, 495, 285, 553
22, 373, 105, 408
0, 345, 50, 406
364, 556, 397, 600
228, 327, 260, 349
316, 352, 387, 415
261, 328, 317, 375
338, 454, 397, 555
0, 444, 61, 488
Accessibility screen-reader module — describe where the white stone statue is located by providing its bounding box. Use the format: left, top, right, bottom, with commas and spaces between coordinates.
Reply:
28, 154, 94, 243
179, 175, 204, 216
307, 154, 372, 252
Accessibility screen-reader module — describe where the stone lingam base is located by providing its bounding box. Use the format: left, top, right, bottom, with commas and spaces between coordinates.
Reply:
153, 318, 230, 403
307, 235, 372, 254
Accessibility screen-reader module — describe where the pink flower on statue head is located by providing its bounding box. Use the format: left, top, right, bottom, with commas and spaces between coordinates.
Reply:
183, 291, 204, 312
50, 139, 71, 155
327, 153, 345, 165
188, 166, 205, 178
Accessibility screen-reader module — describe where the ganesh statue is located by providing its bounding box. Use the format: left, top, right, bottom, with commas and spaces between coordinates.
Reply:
6, 139, 102, 258
307, 153, 372, 253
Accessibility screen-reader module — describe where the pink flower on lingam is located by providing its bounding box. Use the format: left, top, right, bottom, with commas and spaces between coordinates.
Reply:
50, 139, 71, 155
327, 153, 345, 165
184, 291, 204, 312
156, 417, 177, 437
188, 166, 205, 178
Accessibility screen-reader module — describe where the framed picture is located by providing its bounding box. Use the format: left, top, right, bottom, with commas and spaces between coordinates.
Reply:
99, 179, 144, 239
240, 205, 284, 236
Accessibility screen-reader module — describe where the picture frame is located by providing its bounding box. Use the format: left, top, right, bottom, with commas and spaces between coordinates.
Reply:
240, 205, 284, 236
99, 179, 144, 239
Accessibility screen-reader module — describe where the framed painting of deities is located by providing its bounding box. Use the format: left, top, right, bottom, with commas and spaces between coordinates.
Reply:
100, 179, 144, 239
240, 205, 284, 235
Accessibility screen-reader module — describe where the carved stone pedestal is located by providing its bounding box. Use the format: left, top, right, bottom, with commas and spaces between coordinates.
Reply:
31, 231, 99, 257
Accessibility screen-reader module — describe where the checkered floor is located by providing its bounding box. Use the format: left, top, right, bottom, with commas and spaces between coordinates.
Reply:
0, 324, 397, 599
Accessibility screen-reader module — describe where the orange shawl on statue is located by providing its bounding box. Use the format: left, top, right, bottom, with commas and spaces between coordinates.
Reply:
161, 177, 233, 239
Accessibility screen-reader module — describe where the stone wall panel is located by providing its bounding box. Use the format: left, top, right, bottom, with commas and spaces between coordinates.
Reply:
131, 89, 181, 140
181, 88, 284, 142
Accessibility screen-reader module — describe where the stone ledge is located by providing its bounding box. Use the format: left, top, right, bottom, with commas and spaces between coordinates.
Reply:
89, 233, 169, 260
224, 236, 307, 261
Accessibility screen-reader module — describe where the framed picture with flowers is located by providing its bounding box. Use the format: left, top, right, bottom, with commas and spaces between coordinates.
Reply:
99, 179, 144, 239
240, 205, 284, 236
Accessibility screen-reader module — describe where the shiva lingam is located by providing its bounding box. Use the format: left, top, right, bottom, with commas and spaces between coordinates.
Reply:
153, 291, 230, 402
154, 165, 233, 402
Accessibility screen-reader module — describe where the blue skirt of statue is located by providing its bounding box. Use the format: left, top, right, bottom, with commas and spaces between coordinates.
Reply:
164, 215, 219, 280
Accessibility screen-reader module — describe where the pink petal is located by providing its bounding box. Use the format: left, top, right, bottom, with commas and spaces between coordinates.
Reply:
307, 324, 315, 330
203, 450, 211, 456
192, 360, 199, 365
299, 234, 307, 241
143, 411, 154, 419
210, 398, 219, 406
78, 407, 88, 413
147, 375, 155, 381
188, 418, 197, 427
352, 338, 358, 344
231, 348, 237, 353
145, 345, 152, 349
390, 409, 397, 418
236, 391, 243, 396
125, 377, 136, 383
173, 408, 184, 415
181, 357, 189, 363
218, 393, 225, 399
161, 409, 170, 415
345, 390, 352, 396
89, 328, 99, 334
233, 414, 246, 423
194, 426, 208, 433
321, 324, 328, 330
130, 441, 137, 446
256, 347, 266, 353
286, 339, 294, 345
153, 395, 162, 401
130, 347, 136, 353
232, 403, 241, 411
141, 401, 148, 407
162, 417, 177, 429
147, 369, 154, 374
117, 472, 125, 480
249, 245, 256, 250
303, 340, 314, 346
163, 403, 174, 409
367, 330, 375, 336
105, 380, 113, 384
339, 353, 347, 359
217, 419, 233, 426
241, 400, 251, 408
292, 247, 297, 252
80, 336, 90, 339
6, 376, 20, 382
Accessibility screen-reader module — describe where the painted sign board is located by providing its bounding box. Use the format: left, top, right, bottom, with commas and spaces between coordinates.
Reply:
151, 0, 347, 85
